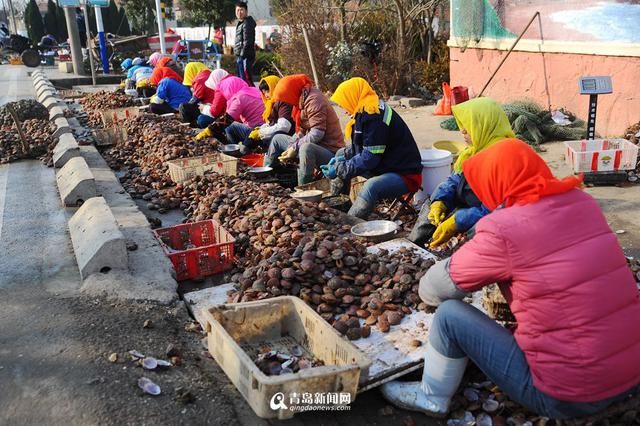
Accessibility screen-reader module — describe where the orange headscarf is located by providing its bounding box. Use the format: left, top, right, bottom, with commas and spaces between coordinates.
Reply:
149, 66, 183, 86
157, 56, 172, 68
463, 139, 583, 211
270, 74, 313, 131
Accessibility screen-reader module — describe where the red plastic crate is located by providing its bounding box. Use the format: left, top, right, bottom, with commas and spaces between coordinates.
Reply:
240, 153, 264, 167
153, 220, 235, 281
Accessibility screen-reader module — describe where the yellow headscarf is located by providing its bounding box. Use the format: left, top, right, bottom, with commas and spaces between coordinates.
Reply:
452, 97, 515, 173
330, 77, 380, 141
183, 62, 209, 86
260, 75, 280, 122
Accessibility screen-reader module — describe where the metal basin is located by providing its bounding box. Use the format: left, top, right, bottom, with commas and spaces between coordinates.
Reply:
248, 166, 273, 177
221, 144, 241, 157
290, 190, 323, 203
351, 220, 399, 243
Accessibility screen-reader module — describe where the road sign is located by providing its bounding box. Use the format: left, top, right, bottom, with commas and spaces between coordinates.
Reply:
89, 0, 109, 7
59, 0, 81, 6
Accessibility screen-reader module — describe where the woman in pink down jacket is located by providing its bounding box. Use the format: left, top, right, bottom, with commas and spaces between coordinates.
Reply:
381, 139, 640, 419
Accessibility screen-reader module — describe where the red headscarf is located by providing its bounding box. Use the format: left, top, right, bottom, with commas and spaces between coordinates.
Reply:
270, 74, 313, 131
463, 138, 583, 211
149, 66, 183, 86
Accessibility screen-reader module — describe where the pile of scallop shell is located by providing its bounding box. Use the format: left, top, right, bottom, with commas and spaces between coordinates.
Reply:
0, 99, 48, 127
254, 346, 323, 376
101, 114, 220, 198
229, 229, 435, 340
0, 118, 56, 165
78, 91, 134, 126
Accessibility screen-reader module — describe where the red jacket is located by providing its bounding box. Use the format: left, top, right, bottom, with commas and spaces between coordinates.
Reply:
192, 70, 216, 105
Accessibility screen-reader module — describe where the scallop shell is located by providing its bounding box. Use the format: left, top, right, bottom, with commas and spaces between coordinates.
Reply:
138, 377, 161, 395
142, 357, 158, 370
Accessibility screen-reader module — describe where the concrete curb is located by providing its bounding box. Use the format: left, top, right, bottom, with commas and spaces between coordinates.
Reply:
68, 196, 128, 279
35, 83, 55, 97
37, 88, 54, 101
53, 133, 80, 168
53, 117, 72, 138
43, 97, 63, 110
33, 80, 51, 91
49, 106, 66, 121
56, 156, 97, 206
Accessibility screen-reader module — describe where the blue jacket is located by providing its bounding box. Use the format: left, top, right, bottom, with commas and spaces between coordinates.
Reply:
127, 64, 144, 79
431, 171, 490, 231
337, 101, 422, 180
156, 78, 192, 109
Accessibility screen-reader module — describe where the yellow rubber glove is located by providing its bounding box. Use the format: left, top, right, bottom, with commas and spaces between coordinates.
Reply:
427, 200, 447, 226
278, 147, 297, 163
195, 127, 213, 141
430, 215, 457, 248
248, 128, 261, 141
119, 81, 126, 89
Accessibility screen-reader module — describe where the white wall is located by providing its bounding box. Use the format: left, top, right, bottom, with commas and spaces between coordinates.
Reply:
174, 25, 280, 49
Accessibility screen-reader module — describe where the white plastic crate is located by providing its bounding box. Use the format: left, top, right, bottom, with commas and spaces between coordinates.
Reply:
166, 153, 238, 183
203, 296, 371, 419
564, 139, 638, 173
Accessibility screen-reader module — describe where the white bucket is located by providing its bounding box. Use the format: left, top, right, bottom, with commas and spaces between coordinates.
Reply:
414, 148, 452, 204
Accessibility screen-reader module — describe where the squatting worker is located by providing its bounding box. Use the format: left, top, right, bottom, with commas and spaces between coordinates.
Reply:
241, 75, 295, 155
381, 139, 640, 419
234, 1, 256, 85
325, 77, 422, 219
408, 97, 515, 248
195, 75, 264, 143
265, 74, 344, 185
119, 58, 133, 90
149, 73, 191, 115
196, 69, 230, 129
178, 62, 211, 126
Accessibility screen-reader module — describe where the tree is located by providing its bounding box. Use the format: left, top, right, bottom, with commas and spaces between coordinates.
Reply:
117, 6, 131, 36
43, 0, 59, 39
105, 0, 118, 33
121, 0, 157, 35
56, 4, 68, 40
24, 0, 44, 43
180, 0, 235, 34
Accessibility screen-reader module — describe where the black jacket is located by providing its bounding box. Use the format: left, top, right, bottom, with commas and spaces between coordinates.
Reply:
234, 16, 256, 59
339, 101, 422, 180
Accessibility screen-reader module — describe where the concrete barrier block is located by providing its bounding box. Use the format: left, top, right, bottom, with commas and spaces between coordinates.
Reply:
33, 78, 49, 89
38, 90, 55, 103
68, 196, 128, 279
53, 133, 80, 168
36, 83, 54, 96
34, 79, 52, 90
56, 157, 97, 206
59, 62, 74, 73
54, 116, 70, 132
43, 97, 63, 110
50, 106, 66, 120
52, 125, 72, 139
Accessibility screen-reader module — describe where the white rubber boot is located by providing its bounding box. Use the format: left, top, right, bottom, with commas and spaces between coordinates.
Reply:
380, 342, 468, 417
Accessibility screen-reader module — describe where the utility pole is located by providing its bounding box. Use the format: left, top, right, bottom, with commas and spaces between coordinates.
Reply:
82, 2, 95, 84
94, 5, 109, 73
154, 0, 166, 53
62, 7, 86, 75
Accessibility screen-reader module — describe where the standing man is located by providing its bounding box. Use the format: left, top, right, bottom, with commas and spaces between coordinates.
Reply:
75, 8, 87, 48
234, 1, 256, 85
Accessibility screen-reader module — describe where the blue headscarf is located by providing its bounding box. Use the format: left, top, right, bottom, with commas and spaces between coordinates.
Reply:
120, 58, 133, 71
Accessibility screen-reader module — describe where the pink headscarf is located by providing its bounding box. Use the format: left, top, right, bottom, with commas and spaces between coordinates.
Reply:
217, 76, 262, 101
149, 52, 168, 68
204, 69, 230, 90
